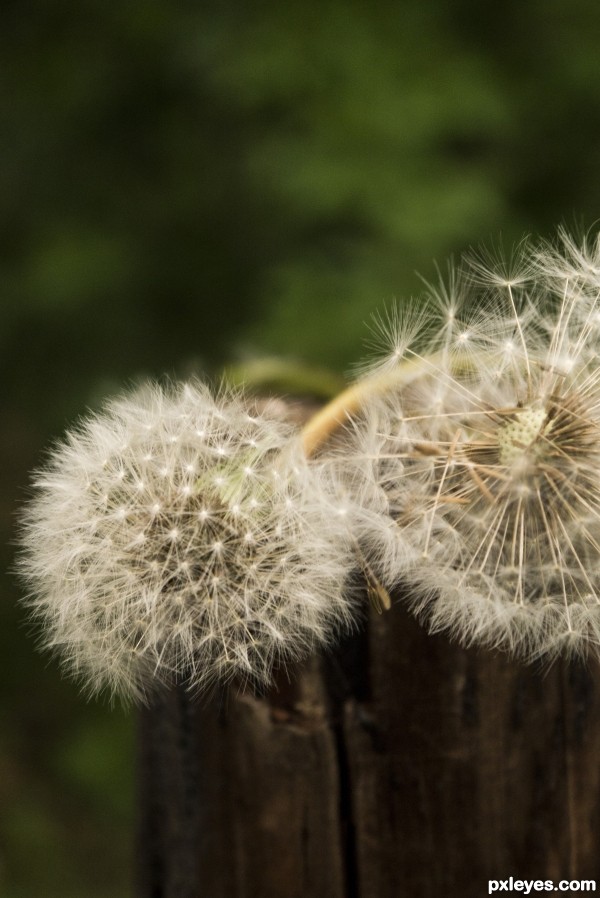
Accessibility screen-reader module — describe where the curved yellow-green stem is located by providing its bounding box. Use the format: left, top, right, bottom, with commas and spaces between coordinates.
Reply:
301, 355, 448, 457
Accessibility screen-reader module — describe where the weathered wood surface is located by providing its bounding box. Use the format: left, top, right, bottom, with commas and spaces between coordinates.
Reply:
137, 601, 600, 898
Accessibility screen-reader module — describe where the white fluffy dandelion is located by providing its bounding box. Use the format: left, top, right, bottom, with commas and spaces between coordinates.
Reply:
328, 232, 600, 660
18, 381, 355, 701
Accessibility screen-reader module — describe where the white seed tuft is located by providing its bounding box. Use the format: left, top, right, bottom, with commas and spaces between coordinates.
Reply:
338, 232, 600, 662
18, 380, 355, 702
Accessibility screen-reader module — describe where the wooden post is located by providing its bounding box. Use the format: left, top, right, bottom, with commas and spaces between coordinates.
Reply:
136, 601, 600, 897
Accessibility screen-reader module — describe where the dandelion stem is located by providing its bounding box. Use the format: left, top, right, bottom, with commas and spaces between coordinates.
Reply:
302, 358, 452, 458
301, 352, 475, 457
301, 361, 421, 457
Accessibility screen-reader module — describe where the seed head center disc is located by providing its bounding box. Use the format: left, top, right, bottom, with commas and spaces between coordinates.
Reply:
497, 406, 550, 466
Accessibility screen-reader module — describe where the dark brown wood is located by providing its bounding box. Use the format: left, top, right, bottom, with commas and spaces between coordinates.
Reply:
136, 602, 600, 898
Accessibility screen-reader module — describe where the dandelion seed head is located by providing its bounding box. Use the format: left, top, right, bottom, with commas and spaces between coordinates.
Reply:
343, 233, 600, 661
18, 380, 355, 702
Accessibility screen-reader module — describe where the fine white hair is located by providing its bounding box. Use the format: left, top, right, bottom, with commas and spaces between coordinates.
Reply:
337, 231, 600, 661
18, 380, 356, 701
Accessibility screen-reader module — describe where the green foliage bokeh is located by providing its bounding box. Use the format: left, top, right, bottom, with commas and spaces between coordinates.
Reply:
3, 1, 600, 894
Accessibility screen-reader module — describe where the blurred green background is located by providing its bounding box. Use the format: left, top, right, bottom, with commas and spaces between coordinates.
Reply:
3, 1, 600, 894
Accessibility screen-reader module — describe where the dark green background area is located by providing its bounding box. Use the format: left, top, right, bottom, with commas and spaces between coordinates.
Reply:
3, 2, 600, 894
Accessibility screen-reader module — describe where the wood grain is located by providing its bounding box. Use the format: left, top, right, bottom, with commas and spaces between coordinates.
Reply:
137, 600, 600, 897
